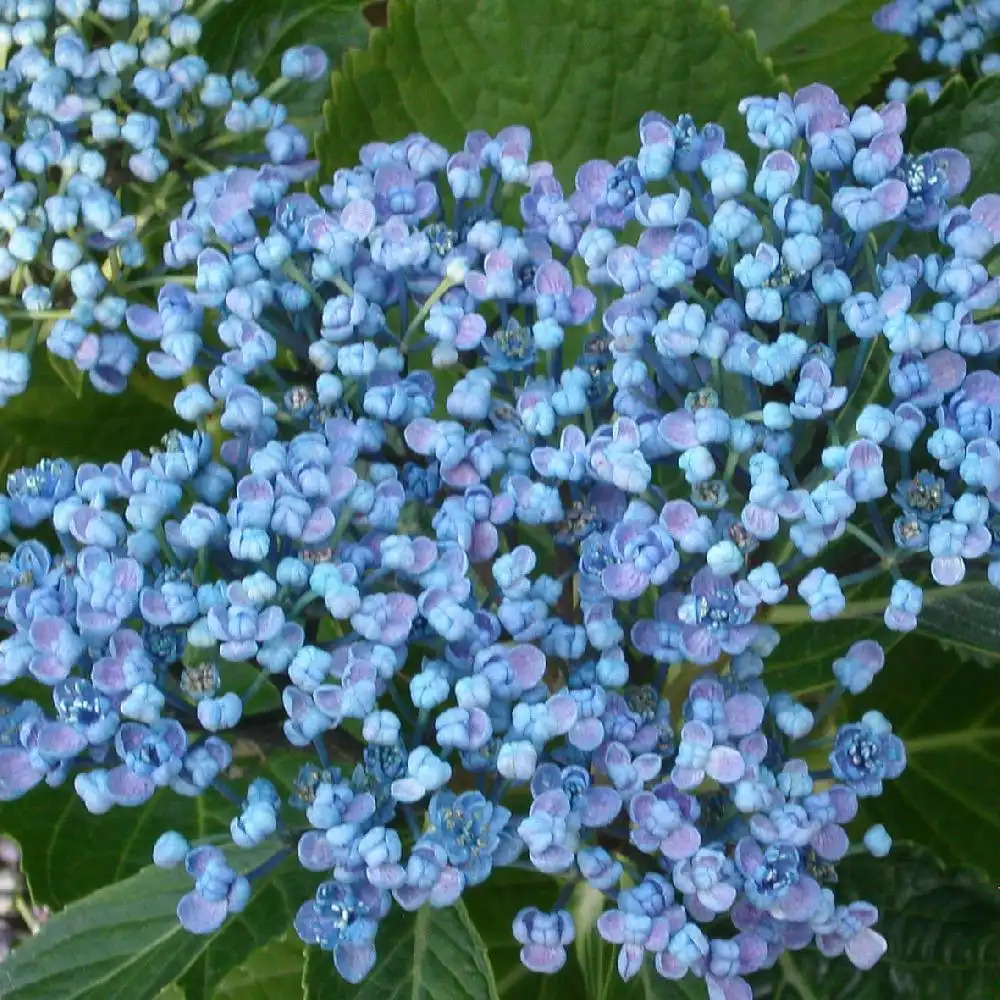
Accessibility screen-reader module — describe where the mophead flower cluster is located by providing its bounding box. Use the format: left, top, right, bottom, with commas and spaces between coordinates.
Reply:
0, 0, 325, 405
874, 0, 1000, 101
2, 79, 999, 999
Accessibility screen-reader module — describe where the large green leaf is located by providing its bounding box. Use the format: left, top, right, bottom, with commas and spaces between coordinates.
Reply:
302, 897, 500, 1000
319, 0, 784, 186
916, 580, 1000, 667
849, 636, 1000, 882
718, 0, 906, 104
910, 75, 1000, 201
0, 784, 229, 910
748, 846, 1000, 999
0, 845, 311, 1000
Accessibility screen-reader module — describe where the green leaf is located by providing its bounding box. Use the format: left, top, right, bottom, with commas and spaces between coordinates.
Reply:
0, 359, 176, 481
0, 735, 291, 909
464, 868, 582, 998
179, 860, 317, 1000
850, 636, 1000, 882
213, 933, 307, 1000
915, 580, 1000, 666
0, 784, 229, 910
0, 845, 309, 1000
910, 75, 1000, 202
764, 579, 906, 695
319, 0, 783, 187
302, 897, 500, 1000
198, 0, 370, 129
46, 352, 86, 399
748, 845, 1000, 999
717, 0, 906, 105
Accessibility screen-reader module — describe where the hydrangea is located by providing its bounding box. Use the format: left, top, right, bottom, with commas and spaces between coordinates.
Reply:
7, 81, 1000, 995
0, 2, 326, 403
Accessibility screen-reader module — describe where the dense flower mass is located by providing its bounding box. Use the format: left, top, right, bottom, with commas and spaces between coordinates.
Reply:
3, 79, 999, 998
873, 0, 1000, 100
0, 0, 325, 403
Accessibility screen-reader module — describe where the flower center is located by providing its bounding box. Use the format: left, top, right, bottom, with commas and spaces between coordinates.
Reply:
757, 845, 801, 896
424, 222, 457, 256
494, 318, 531, 361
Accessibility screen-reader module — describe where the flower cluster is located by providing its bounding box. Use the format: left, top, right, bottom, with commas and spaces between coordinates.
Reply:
3, 79, 998, 998
0, 0, 326, 404
874, 0, 1000, 101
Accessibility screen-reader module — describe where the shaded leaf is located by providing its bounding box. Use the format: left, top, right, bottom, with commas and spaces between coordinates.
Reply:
213, 932, 307, 1000
198, 0, 371, 129
46, 352, 86, 400
180, 861, 317, 1000
0, 737, 290, 909
0, 783, 230, 910
464, 867, 582, 999
718, 0, 906, 105
0, 358, 176, 481
748, 845, 1000, 999
0, 845, 308, 1000
764, 578, 906, 696
850, 636, 1000, 882
319, 0, 783, 188
302, 897, 499, 1000
916, 580, 1000, 666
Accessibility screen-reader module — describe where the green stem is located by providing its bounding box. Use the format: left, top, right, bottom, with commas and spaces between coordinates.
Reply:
843, 521, 888, 560
400, 272, 461, 352
778, 953, 821, 1000
282, 260, 325, 311
14, 897, 41, 935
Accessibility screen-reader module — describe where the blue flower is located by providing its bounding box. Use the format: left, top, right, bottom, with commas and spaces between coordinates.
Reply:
295, 881, 389, 983
425, 789, 511, 885
830, 713, 907, 796
6, 459, 75, 528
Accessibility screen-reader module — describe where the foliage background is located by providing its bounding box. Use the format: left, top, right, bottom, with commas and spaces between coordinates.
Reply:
1, 0, 998, 997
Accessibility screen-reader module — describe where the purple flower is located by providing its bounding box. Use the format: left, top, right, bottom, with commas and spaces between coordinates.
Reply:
205, 582, 286, 661
671, 721, 746, 790
518, 789, 580, 873
596, 875, 685, 980
73, 548, 143, 640
672, 847, 737, 917
513, 907, 575, 973
177, 846, 251, 935
530, 763, 622, 827
735, 840, 823, 921
6, 459, 75, 528
674, 569, 758, 665
829, 712, 906, 796
108, 719, 187, 806
628, 783, 701, 860
814, 901, 887, 970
